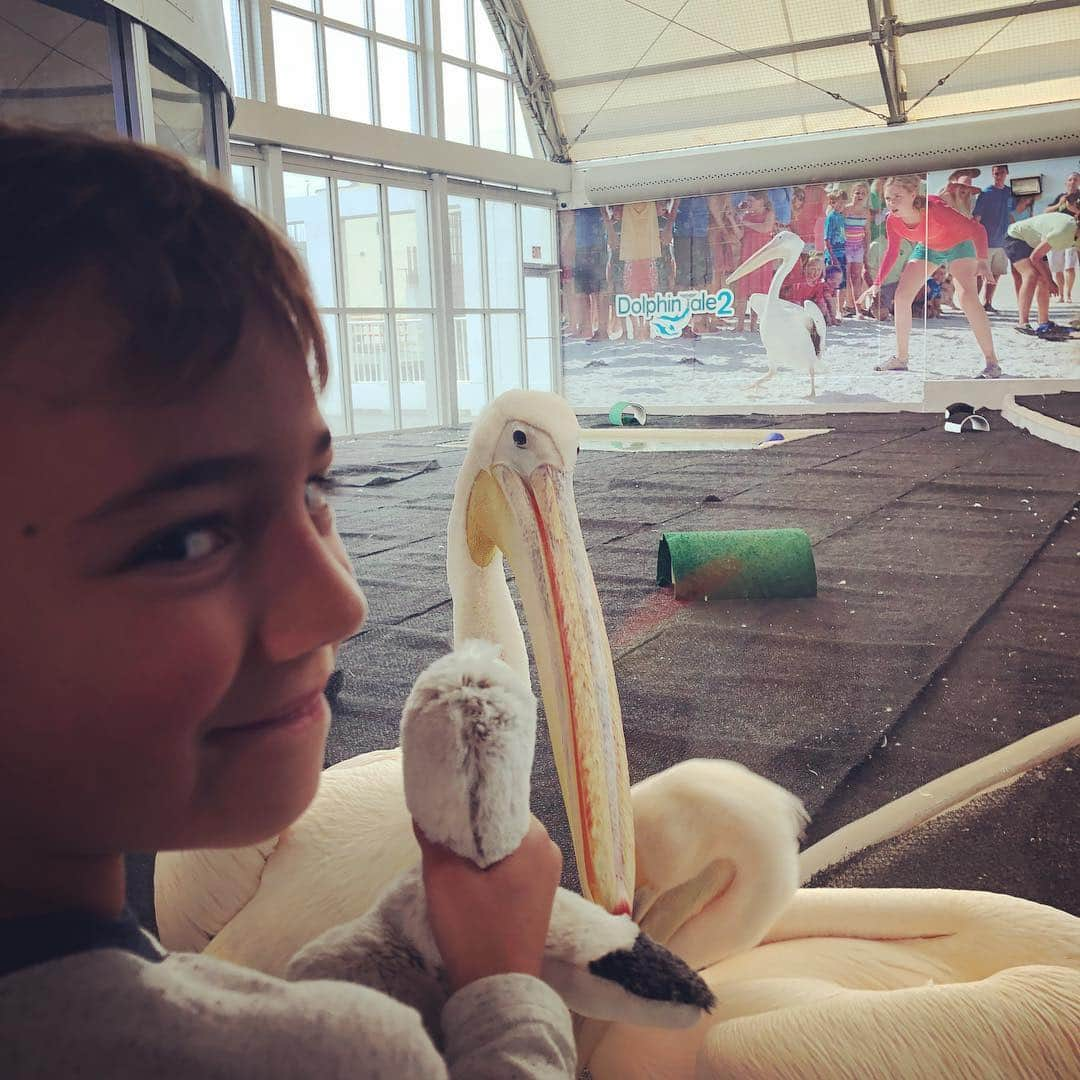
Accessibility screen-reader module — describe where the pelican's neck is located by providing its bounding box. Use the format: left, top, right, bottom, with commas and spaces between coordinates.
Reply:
447, 468, 530, 682
768, 247, 800, 311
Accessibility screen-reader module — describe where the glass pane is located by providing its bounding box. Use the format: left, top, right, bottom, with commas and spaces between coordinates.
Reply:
441, 62, 472, 144
441, 0, 468, 58
325, 28, 372, 123
283, 172, 337, 307
473, 0, 505, 70
485, 201, 519, 307
147, 29, 214, 168
491, 312, 522, 396
374, 0, 416, 41
395, 314, 438, 427
221, 0, 248, 98
447, 195, 483, 308
0, 0, 115, 135
319, 314, 348, 435
521, 205, 554, 265
526, 338, 552, 392
279, 0, 315, 9
387, 187, 431, 308
476, 73, 508, 153
377, 43, 420, 133
524, 275, 550, 337
346, 315, 394, 432
513, 91, 533, 157
338, 180, 385, 308
272, 10, 320, 113
321, 0, 365, 27
230, 163, 257, 207
454, 314, 487, 421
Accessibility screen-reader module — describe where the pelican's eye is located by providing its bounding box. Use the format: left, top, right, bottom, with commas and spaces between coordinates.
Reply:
513, 430, 527, 447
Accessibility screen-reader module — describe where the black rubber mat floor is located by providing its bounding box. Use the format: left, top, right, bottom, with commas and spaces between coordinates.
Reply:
128, 410, 1080, 928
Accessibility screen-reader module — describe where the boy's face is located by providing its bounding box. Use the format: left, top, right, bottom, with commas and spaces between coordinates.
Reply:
0, 294, 368, 860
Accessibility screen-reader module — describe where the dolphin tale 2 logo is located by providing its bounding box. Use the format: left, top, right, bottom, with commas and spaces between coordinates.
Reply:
614, 289, 735, 338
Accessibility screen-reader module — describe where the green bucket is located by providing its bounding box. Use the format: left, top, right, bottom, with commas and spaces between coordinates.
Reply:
609, 401, 648, 426
657, 529, 817, 601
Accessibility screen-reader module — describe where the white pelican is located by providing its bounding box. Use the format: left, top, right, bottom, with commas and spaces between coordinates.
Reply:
156, 390, 1080, 1076
728, 230, 826, 399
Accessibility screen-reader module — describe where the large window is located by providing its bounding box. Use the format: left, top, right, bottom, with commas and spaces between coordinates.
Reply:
284, 164, 438, 434
440, 0, 532, 155
146, 29, 219, 170
270, 0, 421, 133
0, 0, 116, 135
449, 190, 554, 421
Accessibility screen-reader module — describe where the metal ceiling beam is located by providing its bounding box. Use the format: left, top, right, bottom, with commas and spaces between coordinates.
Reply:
553, 30, 871, 90
477, 0, 571, 162
549, 0, 1080, 91
869, 0, 905, 124
894, 0, 1080, 37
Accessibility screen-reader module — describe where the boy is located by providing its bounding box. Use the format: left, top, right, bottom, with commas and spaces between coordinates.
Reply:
0, 126, 573, 1077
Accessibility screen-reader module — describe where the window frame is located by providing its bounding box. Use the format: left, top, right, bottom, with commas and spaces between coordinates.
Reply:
282, 153, 442, 433
268, 0, 426, 133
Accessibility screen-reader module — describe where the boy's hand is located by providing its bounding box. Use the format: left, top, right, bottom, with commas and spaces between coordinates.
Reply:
415, 816, 562, 993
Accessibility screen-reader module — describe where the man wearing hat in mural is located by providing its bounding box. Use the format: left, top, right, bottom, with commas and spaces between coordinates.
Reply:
973, 165, 1015, 314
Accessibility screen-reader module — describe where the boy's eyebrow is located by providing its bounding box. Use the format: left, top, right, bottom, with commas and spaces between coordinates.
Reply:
81, 430, 332, 523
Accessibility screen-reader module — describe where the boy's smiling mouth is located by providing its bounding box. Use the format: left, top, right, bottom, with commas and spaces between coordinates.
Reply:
208, 688, 331, 740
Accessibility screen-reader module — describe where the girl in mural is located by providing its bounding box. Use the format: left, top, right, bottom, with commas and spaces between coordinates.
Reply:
706, 193, 741, 331
619, 200, 663, 341
823, 188, 848, 304
862, 174, 1003, 379
790, 187, 822, 255
734, 190, 775, 333
843, 182, 872, 316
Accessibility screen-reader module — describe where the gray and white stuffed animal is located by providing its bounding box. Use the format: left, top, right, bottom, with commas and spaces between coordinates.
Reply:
289, 641, 713, 1043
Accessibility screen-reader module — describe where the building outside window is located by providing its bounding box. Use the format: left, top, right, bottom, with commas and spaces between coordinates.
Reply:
449, 189, 555, 421
283, 164, 438, 433
270, 0, 422, 133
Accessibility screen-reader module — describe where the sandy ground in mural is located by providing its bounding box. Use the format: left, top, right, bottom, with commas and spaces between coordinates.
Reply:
563, 297, 1080, 408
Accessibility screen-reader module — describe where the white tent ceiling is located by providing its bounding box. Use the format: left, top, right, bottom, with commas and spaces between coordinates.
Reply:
510, 0, 1080, 161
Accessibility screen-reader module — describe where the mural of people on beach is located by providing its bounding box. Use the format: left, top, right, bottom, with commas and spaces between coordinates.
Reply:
559, 154, 1080, 409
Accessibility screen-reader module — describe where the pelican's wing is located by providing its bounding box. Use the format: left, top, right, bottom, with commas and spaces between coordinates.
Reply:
748, 293, 768, 318
803, 300, 827, 360
699, 965, 1080, 1080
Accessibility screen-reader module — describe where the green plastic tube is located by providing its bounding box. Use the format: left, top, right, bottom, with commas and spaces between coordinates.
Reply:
657, 529, 817, 601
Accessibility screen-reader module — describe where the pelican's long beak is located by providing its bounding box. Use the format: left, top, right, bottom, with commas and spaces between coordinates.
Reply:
727, 231, 789, 284
465, 464, 635, 916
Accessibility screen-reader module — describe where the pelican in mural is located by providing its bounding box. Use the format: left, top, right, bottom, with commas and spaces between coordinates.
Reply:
156, 391, 1080, 1076
728, 229, 826, 399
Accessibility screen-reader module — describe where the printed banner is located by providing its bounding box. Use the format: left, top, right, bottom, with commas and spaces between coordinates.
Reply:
559, 155, 1079, 410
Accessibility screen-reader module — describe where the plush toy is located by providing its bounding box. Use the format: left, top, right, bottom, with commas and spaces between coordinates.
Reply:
287, 640, 714, 1043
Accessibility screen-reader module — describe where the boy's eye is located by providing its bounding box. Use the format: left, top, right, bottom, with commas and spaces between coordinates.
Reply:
127, 518, 231, 569
306, 473, 339, 515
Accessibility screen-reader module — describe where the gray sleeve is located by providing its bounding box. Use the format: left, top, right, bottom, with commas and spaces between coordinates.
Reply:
442, 974, 577, 1079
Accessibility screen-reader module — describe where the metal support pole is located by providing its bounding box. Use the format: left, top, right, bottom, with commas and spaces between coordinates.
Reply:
868, 0, 905, 125
476, 0, 571, 162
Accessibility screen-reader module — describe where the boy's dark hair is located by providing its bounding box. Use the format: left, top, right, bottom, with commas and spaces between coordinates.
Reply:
0, 125, 326, 403
825, 265, 843, 277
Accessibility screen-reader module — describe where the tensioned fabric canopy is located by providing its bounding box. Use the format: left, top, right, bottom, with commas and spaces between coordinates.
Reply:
514, 0, 1080, 161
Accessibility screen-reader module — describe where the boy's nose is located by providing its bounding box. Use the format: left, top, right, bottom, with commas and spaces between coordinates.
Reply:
256, 515, 368, 664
